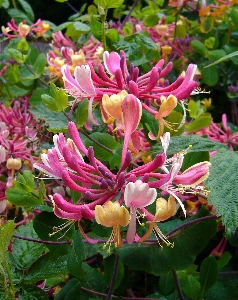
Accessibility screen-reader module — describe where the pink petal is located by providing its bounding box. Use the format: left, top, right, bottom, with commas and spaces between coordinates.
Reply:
103, 51, 121, 75
74, 65, 96, 96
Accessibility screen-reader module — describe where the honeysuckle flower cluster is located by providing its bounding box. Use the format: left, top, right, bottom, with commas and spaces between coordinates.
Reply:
34, 121, 211, 249
1, 18, 50, 38
47, 33, 103, 79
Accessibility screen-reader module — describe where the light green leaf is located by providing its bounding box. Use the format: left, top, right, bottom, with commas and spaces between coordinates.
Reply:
8, 48, 28, 64
186, 115, 212, 132
6, 171, 43, 207
206, 149, 238, 236
73, 21, 90, 32
191, 40, 207, 56
98, 0, 124, 9
0, 221, 15, 262
7, 8, 32, 24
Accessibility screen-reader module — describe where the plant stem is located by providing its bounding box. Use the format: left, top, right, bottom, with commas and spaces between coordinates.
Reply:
172, 269, 185, 300
105, 253, 120, 300
24, 63, 49, 88
13, 234, 72, 245
121, 0, 139, 28
101, 9, 108, 50
66, 1, 78, 13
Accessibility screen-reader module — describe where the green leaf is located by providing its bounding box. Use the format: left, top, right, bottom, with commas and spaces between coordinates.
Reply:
217, 251, 232, 270
30, 88, 51, 106
80, 262, 106, 293
55, 278, 81, 300
204, 283, 238, 300
73, 21, 90, 33
186, 115, 212, 132
18, 0, 35, 22
23, 252, 68, 283
104, 254, 124, 291
6, 171, 43, 206
8, 85, 30, 97
151, 135, 228, 157
98, 0, 124, 9
191, 40, 207, 56
18, 285, 48, 300
12, 222, 46, 269
84, 132, 119, 161
201, 65, 219, 86
158, 272, 174, 295
42, 82, 68, 112
117, 209, 217, 275
33, 212, 74, 254
0, 221, 15, 262
32, 53, 47, 78
30, 103, 70, 133
181, 275, 200, 299
205, 149, 238, 236
67, 231, 85, 278
199, 256, 218, 299
90, 17, 102, 41
16, 38, 29, 53
188, 100, 204, 119
7, 8, 32, 23
208, 49, 227, 60
75, 99, 88, 128
204, 50, 238, 68
106, 28, 119, 43
0, 0, 9, 9
8, 48, 28, 64
182, 151, 210, 172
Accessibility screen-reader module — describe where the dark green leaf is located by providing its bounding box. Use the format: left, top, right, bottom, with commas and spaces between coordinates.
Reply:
73, 21, 90, 33
151, 135, 228, 157
18, 285, 48, 300
208, 49, 227, 60
181, 275, 200, 299
67, 231, 85, 278
55, 278, 81, 300
117, 209, 217, 275
23, 252, 68, 283
217, 251, 231, 270
206, 149, 238, 236
80, 262, 106, 293
84, 132, 119, 161
104, 254, 124, 290
7, 8, 32, 23
201, 65, 219, 86
204, 283, 238, 300
199, 256, 218, 298
158, 272, 174, 295
33, 212, 74, 254
204, 50, 238, 68
30, 103, 70, 133
18, 0, 35, 22
12, 222, 46, 269
182, 151, 210, 172
30, 88, 51, 106
75, 99, 88, 128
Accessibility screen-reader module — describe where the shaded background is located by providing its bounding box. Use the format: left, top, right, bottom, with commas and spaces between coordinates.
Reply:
0, 0, 93, 26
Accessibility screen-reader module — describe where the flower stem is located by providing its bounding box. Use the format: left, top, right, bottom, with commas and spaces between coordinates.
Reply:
105, 253, 120, 300
172, 269, 185, 300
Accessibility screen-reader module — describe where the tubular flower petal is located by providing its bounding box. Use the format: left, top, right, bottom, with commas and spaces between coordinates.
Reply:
121, 94, 142, 163
139, 196, 176, 247
103, 51, 121, 75
124, 180, 157, 244
95, 201, 130, 250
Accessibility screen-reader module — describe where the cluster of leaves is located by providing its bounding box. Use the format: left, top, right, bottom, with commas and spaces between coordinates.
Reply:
0, 0, 238, 299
